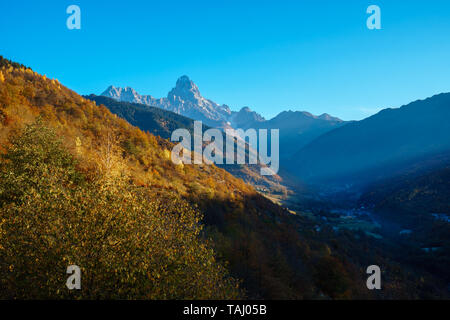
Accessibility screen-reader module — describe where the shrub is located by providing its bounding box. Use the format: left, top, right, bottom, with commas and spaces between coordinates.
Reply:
0, 122, 241, 299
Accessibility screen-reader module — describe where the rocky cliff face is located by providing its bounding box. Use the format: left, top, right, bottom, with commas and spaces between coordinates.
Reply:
102, 76, 232, 127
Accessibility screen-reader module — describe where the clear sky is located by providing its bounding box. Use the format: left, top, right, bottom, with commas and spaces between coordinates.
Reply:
1, 0, 450, 120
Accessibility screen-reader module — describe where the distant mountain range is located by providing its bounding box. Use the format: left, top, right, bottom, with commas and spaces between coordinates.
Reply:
101, 76, 345, 159
248, 110, 346, 159
288, 93, 450, 187
3, 55, 450, 299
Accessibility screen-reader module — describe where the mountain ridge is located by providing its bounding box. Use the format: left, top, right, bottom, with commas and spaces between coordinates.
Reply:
102, 76, 232, 127
101, 78, 346, 160
288, 92, 450, 186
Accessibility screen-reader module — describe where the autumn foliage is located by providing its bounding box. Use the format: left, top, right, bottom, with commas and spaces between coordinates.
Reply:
0, 56, 242, 299
1, 56, 445, 299
0, 120, 241, 299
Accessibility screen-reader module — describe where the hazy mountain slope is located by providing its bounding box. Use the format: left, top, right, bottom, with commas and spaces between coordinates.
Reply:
84, 94, 196, 140
289, 93, 450, 185
360, 152, 450, 223
227, 107, 346, 159
357, 155, 450, 286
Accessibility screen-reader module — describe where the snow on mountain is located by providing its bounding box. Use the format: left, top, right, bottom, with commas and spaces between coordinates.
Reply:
101, 76, 232, 127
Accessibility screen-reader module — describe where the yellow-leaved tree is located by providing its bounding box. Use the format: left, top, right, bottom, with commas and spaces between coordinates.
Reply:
0, 121, 241, 299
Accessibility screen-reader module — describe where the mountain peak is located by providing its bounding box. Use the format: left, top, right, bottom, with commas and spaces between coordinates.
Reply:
318, 113, 342, 122
176, 75, 191, 85
169, 75, 201, 101
240, 106, 252, 112
237, 106, 264, 121
101, 85, 120, 99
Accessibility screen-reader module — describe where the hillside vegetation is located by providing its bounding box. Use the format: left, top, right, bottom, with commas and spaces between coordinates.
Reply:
289, 93, 450, 185
1, 56, 446, 299
85, 94, 287, 195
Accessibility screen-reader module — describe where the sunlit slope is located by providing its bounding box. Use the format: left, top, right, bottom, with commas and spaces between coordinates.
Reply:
289, 94, 450, 186
85, 94, 286, 194
2, 56, 443, 299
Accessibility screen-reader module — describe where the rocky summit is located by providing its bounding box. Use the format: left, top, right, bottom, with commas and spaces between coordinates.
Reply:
102, 76, 232, 127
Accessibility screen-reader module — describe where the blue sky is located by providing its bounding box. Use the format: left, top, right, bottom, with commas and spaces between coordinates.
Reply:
1, 0, 450, 120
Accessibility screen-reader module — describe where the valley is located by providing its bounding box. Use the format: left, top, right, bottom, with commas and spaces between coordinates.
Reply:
1, 55, 449, 299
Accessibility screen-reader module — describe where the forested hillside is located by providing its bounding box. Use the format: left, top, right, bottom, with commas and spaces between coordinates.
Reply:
360, 155, 450, 224
84, 94, 196, 140
85, 94, 288, 195
0, 56, 447, 299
